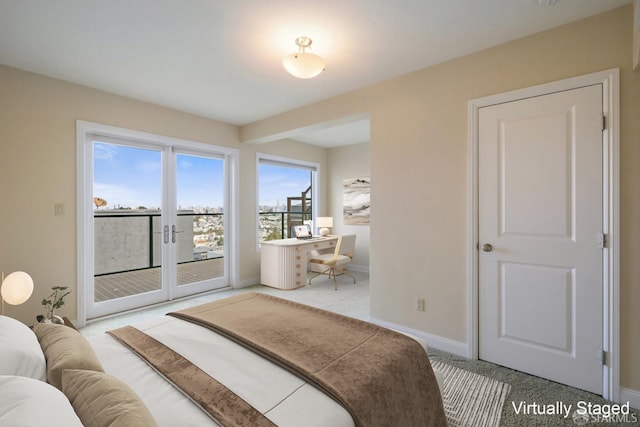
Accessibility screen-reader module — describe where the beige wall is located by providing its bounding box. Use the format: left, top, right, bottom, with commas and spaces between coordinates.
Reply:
1, 4, 637, 392
634, 0, 639, 70
0, 65, 328, 325
327, 142, 370, 270
242, 6, 640, 391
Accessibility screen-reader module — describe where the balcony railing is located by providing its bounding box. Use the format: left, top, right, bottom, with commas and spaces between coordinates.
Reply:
91, 210, 312, 302
259, 211, 312, 241
93, 211, 224, 277
93, 210, 310, 279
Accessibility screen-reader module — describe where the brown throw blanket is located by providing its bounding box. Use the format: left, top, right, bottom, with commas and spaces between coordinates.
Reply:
108, 326, 276, 427
169, 292, 446, 427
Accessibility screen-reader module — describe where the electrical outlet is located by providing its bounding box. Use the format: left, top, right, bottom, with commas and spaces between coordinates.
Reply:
415, 297, 425, 312
54, 203, 64, 216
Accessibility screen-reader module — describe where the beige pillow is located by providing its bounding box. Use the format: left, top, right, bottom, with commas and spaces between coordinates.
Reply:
62, 369, 158, 427
33, 323, 103, 389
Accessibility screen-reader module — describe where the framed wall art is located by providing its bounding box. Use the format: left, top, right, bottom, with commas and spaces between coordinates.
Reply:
343, 177, 370, 225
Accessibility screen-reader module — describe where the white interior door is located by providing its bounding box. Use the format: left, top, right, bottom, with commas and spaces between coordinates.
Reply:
478, 84, 604, 394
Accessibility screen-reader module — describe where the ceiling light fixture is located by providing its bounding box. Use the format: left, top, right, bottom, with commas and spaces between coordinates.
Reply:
282, 36, 325, 79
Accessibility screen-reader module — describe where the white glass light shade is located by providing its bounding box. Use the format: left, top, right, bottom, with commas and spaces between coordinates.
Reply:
316, 217, 333, 236
282, 52, 325, 79
1, 271, 34, 306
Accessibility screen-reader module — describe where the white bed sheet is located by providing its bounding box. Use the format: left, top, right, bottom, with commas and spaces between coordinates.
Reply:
88, 316, 354, 427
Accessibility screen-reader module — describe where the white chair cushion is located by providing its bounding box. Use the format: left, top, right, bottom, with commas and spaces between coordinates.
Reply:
310, 253, 334, 263
310, 253, 351, 265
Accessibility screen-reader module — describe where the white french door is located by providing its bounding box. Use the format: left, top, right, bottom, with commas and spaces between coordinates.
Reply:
172, 149, 228, 299
78, 122, 237, 321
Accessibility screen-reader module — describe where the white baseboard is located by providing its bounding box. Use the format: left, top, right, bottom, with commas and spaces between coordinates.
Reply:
368, 316, 468, 357
348, 264, 369, 273
620, 387, 640, 410
233, 276, 260, 288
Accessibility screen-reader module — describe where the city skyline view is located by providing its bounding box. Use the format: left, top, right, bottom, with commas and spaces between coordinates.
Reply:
258, 163, 311, 209
94, 142, 311, 210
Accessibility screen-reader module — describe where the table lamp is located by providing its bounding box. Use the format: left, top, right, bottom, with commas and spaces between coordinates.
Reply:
1, 271, 34, 316
316, 217, 334, 236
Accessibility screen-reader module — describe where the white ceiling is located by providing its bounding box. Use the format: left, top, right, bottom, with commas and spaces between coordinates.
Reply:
0, 0, 631, 147
290, 118, 371, 148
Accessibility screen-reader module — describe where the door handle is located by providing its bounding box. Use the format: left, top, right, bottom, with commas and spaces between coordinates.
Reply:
171, 225, 184, 243
163, 225, 169, 244
482, 243, 493, 252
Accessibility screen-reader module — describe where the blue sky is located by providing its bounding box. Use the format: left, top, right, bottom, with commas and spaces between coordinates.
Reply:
258, 164, 311, 209
93, 142, 310, 210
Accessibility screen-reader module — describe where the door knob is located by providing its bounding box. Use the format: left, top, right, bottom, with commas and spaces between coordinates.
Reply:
482, 243, 493, 252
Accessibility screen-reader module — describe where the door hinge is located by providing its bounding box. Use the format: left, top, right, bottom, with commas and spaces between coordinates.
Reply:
598, 232, 608, 249
602, 114, 606, 131
601, 349, 608, 366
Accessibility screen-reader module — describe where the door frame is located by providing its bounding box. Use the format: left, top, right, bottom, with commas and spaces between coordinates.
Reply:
76, 120, 239, 326
467, 68, 620, 400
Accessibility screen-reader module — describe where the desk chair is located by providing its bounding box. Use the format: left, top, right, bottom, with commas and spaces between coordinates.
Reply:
308, 234, 356, 290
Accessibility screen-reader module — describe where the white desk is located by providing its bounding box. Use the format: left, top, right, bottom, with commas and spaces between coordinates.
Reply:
260, 236, 338, 289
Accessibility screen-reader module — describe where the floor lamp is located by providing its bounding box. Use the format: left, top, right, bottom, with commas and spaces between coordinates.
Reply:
1, 271, 34, 316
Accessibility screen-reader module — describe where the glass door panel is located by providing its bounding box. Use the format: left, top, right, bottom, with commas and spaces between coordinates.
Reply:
172, 152, 227, 297
92, 141, 166, 314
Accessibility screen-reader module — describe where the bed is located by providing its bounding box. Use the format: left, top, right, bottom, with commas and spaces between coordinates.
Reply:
0, 292, 446, 427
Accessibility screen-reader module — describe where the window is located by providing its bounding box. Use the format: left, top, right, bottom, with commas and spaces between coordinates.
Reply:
257, 153, 319, 244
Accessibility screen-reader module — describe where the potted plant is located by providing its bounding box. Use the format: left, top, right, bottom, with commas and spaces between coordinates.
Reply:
40, 286, 70, 324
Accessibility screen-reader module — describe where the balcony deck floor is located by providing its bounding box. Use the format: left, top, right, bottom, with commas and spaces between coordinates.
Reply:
94, 258, 224, 303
